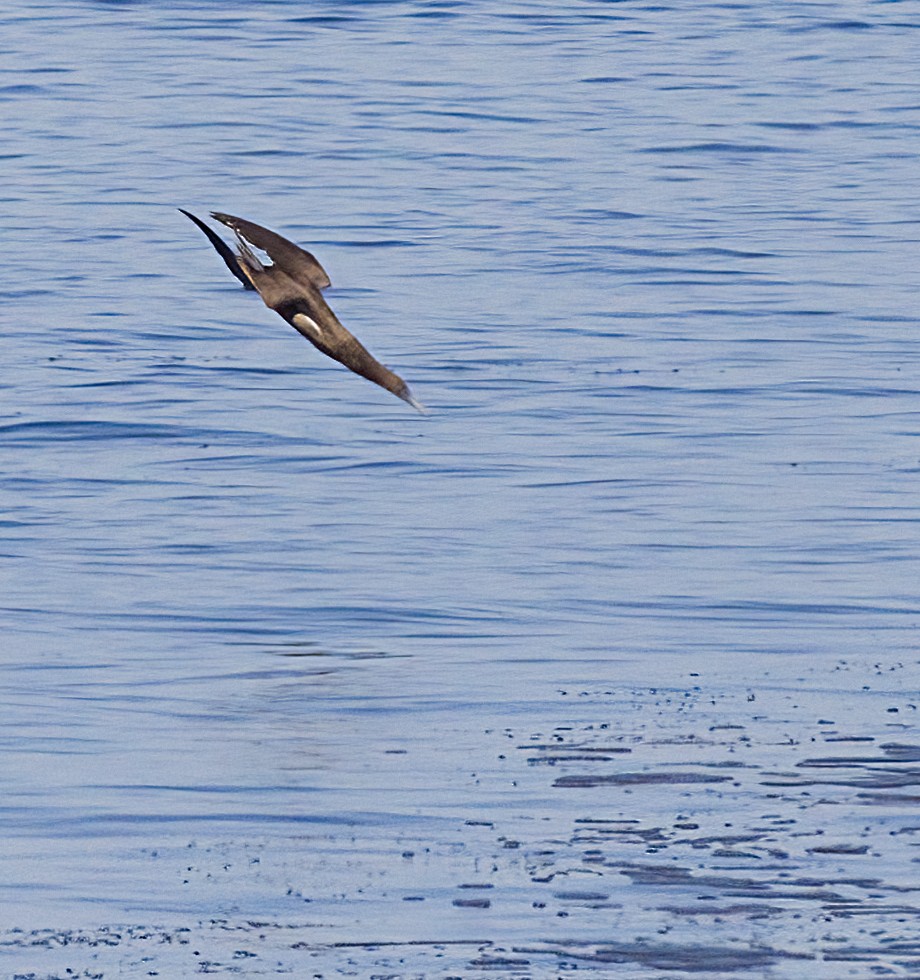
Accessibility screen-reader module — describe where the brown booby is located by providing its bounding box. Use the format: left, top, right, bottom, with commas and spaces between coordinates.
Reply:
181, 210, 424, 412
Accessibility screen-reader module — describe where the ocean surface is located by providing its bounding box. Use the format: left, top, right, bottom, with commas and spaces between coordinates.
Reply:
3, 1, 920, 976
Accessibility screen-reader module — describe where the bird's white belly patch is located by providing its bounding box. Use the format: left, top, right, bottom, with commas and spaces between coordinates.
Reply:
292, 313, 322, 340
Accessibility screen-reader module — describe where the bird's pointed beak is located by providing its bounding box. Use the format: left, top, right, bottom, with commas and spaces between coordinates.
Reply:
401, 391, 428, 415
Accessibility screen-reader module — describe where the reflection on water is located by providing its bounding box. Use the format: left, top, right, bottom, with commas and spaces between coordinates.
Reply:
3, 0, 920, 975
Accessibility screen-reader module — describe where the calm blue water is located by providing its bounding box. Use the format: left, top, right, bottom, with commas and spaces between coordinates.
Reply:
3, 1, 920, 976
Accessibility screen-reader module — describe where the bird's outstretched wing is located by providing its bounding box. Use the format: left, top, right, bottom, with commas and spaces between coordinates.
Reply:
211, 212, 332, 292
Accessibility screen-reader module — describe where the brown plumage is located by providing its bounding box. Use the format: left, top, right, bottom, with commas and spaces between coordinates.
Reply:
181, 210, 423, 412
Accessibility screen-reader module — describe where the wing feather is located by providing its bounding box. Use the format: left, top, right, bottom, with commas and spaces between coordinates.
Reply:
179, 209, 255, 290
211, 212, 332, 291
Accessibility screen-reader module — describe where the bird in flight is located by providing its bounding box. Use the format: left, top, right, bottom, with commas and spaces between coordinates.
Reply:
180, 209, 424, 412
